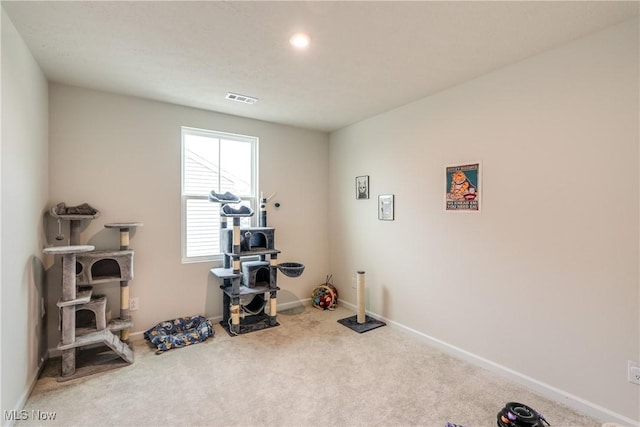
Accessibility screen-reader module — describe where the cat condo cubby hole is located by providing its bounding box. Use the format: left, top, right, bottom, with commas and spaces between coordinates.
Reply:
75, 250, 134, 284
221, 227, 275, 253
74, 291, 109, 333
242, 261, 271, 288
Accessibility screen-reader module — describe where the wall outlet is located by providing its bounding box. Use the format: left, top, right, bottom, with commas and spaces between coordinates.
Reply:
130, 297, 139, 312
628, 360, 640, 385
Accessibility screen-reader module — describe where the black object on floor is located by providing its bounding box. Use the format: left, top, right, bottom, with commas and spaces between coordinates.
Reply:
497, 402, 550, 427
220, 312, 280, 336
338, 315, 386, 333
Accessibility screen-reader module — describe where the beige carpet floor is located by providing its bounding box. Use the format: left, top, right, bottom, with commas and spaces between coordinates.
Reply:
18, 305, 601, 427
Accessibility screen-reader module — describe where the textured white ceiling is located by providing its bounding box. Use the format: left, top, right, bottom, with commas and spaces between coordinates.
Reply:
3, 1, 638, 132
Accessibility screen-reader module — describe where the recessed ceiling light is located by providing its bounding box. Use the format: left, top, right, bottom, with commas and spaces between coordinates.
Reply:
289, 33, 310, 49
225, 92, 258, 105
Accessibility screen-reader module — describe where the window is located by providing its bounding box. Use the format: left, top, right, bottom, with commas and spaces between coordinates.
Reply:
181, 127, 258, 262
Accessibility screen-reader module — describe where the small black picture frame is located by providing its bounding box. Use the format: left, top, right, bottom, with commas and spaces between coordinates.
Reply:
356, 176, 369, 199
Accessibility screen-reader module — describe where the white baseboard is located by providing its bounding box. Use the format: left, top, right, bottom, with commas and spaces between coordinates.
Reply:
278, 297, 313, 311
4, 356, 49, 427
338, 300, 639, 427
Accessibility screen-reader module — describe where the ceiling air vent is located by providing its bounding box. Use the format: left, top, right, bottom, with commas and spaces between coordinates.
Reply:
225, 92, 258, 105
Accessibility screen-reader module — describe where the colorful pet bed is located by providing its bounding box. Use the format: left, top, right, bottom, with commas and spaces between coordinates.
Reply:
144, 315, 214, 354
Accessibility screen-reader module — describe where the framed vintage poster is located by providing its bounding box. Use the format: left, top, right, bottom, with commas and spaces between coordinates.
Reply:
446, 162, 480, 211
356, 175, 369, 199
378, 194, 394, 220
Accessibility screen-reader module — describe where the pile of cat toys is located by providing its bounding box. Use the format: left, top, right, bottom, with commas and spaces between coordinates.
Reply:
311, 275, 338, 310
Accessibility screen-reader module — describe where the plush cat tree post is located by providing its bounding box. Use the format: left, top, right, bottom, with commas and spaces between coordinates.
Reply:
43, 244, 95, 377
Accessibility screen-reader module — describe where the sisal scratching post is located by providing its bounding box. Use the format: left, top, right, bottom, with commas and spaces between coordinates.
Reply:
356, 271, 366, 323
232, 218, 241, 273
338, 270, 386, 333
105, 223, 142, 342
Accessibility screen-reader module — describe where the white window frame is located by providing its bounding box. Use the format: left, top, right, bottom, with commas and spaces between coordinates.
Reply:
181, 126, 258, 263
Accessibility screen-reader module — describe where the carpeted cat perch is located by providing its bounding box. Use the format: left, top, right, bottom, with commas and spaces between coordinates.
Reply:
338, 271, 385, 333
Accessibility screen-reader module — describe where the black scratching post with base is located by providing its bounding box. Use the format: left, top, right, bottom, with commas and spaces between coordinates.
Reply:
338, 271, 386, 333
337, 314, 386, 333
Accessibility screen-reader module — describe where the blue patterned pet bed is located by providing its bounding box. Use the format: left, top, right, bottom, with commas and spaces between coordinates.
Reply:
144, 315, 214, 354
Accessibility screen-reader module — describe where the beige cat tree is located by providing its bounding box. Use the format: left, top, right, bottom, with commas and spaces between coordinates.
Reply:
45, 203, 141, 381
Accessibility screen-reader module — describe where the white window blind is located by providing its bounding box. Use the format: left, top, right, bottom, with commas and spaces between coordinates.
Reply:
181, 127, 257, 262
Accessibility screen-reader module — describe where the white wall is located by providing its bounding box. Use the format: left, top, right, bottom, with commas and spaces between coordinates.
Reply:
329, 19, 639, 424
1, 8, 50, 423
47, 84, 329, 346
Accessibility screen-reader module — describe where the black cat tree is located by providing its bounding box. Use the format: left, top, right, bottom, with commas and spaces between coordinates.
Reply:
208, 192, 304, 335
